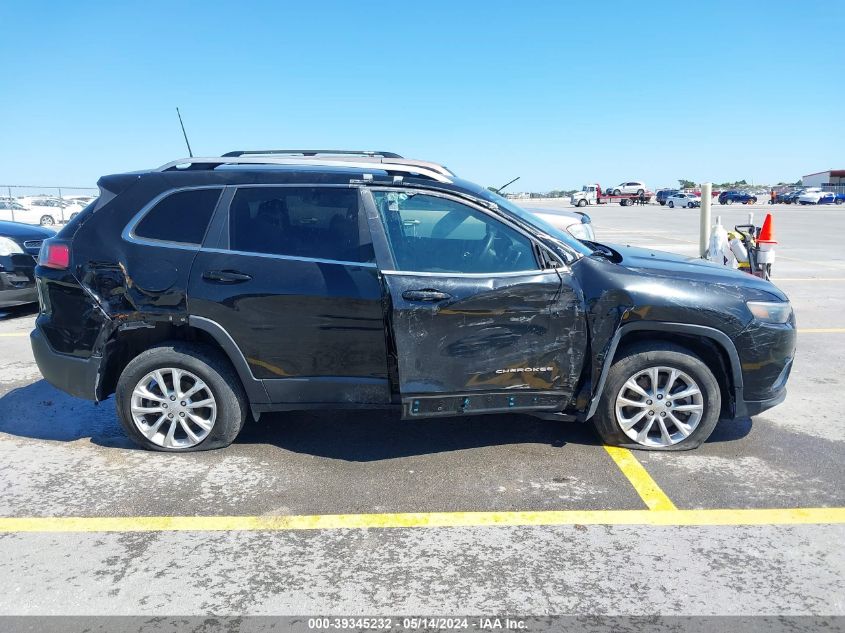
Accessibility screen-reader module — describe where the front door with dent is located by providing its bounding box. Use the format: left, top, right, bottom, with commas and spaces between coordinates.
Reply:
366, 189, 586, 418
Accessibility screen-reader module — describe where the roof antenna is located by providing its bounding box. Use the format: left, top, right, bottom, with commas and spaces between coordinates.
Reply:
176, 107, 193, 157
495, 176, 520, 194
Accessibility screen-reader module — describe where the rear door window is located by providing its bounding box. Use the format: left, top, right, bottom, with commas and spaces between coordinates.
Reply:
134, 188, 222, 245
228, 187, 374, 263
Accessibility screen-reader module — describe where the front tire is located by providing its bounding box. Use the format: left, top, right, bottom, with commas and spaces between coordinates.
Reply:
115, 342, 248, 452
613, 189, 621, 195
687, 202, 695, 208
592, 342, 721, 451
577, 199, 587, 207
40, 215, 55, 226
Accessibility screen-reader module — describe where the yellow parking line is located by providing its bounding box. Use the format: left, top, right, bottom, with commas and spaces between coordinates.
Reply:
0, 332, 28, 337
776, 278, 845, 282
798, 328, 845, 333
0, 508, 842, 533
603, 446, 677, 511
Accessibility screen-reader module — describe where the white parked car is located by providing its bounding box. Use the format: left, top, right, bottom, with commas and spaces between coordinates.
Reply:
14, 196, 70, 226
611, 181, 647, 195
0, 200, 27, 222
62, 197, 95, 219
529, 209, 596, 241
798, 188, 826, 205
666, 192, 701, 209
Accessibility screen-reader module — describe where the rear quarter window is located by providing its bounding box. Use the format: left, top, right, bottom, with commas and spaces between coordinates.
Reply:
134, 188, 222, 245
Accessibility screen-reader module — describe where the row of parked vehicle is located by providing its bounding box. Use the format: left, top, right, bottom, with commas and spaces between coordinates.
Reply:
775, 188, 845, 205
0, 195, 95, 226
656, 187, 845, 208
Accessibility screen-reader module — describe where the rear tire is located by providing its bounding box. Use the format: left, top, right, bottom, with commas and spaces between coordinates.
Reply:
40, 215, 55, 226
636, 189, 644, 196
592, 342, 721, 451
115, 342, 248, 452
668, 201, 674, 208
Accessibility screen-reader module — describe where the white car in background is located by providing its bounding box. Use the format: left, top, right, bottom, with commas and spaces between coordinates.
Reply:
666, 192, 701, 208
62, 196, 95, 219
611, 181, 647, 195
15, 196, 70, 226
0, 200, 27, 222
529, 209, 595, 241
798, 188, 826, 205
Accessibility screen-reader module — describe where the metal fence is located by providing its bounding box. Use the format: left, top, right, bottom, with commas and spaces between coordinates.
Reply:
0, 185, 99, 226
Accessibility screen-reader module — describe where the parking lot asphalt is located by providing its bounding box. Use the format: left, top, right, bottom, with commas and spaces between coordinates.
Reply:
0, 200, 842, 620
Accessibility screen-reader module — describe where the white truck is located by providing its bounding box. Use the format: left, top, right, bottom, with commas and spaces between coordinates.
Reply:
570, 183, 652, 207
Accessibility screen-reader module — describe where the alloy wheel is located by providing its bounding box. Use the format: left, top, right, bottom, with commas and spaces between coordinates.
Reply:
614, 365, 704, 447
130, 368, 217, 449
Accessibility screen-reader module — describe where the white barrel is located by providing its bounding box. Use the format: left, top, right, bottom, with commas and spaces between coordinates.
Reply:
729, 238, 748, 263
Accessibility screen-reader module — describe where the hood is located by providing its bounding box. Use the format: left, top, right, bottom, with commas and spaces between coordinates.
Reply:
605, 243, 788, 299
0, 220, 57, 241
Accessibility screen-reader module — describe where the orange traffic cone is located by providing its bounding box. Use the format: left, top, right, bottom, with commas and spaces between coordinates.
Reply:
758, 213, 777, 244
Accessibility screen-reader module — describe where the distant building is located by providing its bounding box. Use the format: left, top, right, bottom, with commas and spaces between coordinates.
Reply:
802, 169, 845, 188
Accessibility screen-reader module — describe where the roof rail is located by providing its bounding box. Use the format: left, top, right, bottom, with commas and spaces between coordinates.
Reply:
222, 149, 404, 159
156, 156, 454, 183
218, 150, 454, 178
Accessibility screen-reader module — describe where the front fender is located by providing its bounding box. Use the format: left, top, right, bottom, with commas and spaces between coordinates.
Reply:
582, 321, 745, 421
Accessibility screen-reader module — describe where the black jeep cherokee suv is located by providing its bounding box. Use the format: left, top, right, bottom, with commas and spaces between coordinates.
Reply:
31, 150, 795, 452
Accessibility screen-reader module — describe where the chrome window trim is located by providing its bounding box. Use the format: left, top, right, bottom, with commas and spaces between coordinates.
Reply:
121, 185, 224, 251
367, 187, 568, 274
226, 183, 358, 190
222, 184, 377, 267
199, 246, 378, 269
380, 269, 553, 279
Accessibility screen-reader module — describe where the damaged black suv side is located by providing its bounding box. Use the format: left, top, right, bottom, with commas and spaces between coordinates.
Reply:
31, 151, 796, 452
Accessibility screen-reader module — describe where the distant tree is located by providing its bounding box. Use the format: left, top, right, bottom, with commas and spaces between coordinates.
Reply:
678, 179, 696, 189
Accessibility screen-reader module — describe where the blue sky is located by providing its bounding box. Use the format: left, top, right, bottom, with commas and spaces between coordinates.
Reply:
1, 0, 842, 191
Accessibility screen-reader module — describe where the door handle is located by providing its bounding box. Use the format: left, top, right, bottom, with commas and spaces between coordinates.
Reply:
202, 270, 252, 283
402, 289, 452, 302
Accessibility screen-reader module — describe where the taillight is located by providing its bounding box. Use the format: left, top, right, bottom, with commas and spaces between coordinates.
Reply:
39, 241, 70, 270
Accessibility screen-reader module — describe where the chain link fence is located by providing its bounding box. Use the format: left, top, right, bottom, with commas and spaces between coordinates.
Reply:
0, 185, 99, 226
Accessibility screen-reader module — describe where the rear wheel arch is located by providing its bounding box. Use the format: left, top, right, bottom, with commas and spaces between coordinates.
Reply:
97, 318, 268, 405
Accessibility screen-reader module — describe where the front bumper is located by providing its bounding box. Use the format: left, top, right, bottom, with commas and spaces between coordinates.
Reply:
740, 388, 787, 417
0, 269, 37, 308
30, 327, 101, 401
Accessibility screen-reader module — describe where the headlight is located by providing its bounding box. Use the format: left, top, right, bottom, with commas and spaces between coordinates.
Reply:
746, 301, 792, 324
567, 222, 595, 241
0, 236, 24, 257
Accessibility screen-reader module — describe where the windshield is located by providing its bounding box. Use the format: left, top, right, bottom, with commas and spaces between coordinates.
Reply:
474, 187, 594, 257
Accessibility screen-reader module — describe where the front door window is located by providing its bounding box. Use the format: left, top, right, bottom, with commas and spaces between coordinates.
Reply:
371, 191, 537, 274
